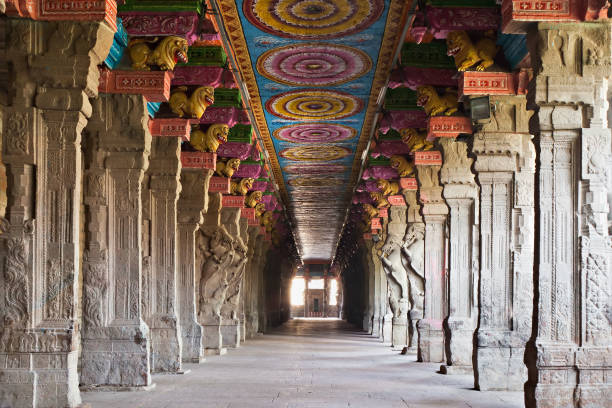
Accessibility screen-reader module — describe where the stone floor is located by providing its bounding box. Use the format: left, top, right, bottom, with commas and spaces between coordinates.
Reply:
82, 319, 524, 408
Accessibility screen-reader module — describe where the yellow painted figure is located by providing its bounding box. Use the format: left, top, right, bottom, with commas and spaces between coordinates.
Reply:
416, 86, 458, 117
245, 190, 263, 208
128, 36, 188, 71
446, 30, 497, 72
400, 128, 434, 152
362, 203, 379, 220
230, 178, 254, 196
389, 155, 415, 178
169, 86, 215, 119
215, 158, 241, 178
254, 202, 266, 218
262, 211, 275, 232
369, 191, 390, 209
376, 179, 400, 197
190, 124, 229, 153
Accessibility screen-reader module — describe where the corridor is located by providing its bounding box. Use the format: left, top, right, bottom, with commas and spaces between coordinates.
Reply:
83, 319, 523, 408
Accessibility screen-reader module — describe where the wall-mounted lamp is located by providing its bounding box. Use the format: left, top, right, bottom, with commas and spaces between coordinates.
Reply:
469, 95, 491, 122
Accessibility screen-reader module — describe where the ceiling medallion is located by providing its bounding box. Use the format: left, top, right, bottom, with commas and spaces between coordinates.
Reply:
257, 43, 372, 86
244, 0, 384, 39
288, 176, 344, 188
280, 145, 352, 161
274, 123, 357, 143
266, 89, 363, 121
283, 163, 347, 175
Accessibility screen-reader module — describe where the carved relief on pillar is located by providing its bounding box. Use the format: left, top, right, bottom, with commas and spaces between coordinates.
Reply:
527, 22, 612, 408
438, 138, 479, 375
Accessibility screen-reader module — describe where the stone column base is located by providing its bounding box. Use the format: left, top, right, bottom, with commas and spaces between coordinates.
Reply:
417, 320, 445, 363
181, 321, 205, 363
201, 324, 226, 356
475, 344, 526, 391
81, 324, 151, 389
440, 364, 473, 375
0, 350, 80, 408
371, 314, 382, 338
382, 314, 393, 344
391, 318, 408, 349
150, 326, 182, 373
362, 314, 373, 334
220, 323, 241, 349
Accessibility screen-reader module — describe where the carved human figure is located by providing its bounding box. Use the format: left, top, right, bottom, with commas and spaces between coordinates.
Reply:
221, 240, 249, 321
380, 233, 409, 319
401, 224, 425, 318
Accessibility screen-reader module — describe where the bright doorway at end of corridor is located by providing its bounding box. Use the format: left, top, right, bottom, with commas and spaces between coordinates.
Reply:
290, 263, 341, 318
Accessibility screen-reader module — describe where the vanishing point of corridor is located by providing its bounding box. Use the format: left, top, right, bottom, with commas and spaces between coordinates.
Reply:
83, 319, 522, 408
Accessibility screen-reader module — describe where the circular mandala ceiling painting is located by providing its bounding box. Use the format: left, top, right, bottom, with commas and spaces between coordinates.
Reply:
257, 44, 372, 87
280, 145, 352, 161
283, 163, 346, 175
244, 0, 384, 39
288, 176, 344, 188
274, 123, 356, 143
266, 89, 362, 121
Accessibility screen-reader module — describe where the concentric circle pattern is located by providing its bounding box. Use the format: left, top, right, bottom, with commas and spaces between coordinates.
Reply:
283, 164, 346, 175
244, 0, 384, 39
280, 145, 351, 161
257, 44, 372, 86
274, 123, 356, 143
288, 176, 344, 188
266, 89, 362, 121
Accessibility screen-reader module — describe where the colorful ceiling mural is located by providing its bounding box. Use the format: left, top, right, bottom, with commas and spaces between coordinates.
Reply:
215, 0, 409, 260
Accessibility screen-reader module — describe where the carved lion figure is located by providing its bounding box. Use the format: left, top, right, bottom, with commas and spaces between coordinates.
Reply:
262, 211, 275, 232
389, 155, 415, 178
215, 158, 241, 178
376, 179, 400, 197
254, 202, 266, 218
369, 191, 390, 209
400, 128, 434, 152
190, 123, 229, 153
446, 30, 497, 72
128, 36, 188, 71
416, 85, 458, 117
230, 178, 254, 196
362, 203, 379, 219
245, 190, 263, 208
169, 86, 215, 119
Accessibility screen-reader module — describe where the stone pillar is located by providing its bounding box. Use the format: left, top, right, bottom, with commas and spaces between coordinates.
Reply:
80, 94, 152, 389
0, 18, 113, 407
196, 195, 233, 356
471, 95, 535, 390
438, 138, 479, 375
141, 138, 183, 373
416, 164, 448, 363
361, 240, 375, 334
177, 169, 212, 363
371, 232, 387, 339
401, 188, 425, 353
244, 226, 261, 338
380, 206, 409, 348
526, 22, 612, 408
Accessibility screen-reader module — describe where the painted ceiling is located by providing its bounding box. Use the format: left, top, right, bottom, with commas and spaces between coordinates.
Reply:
216, 0, 408, 260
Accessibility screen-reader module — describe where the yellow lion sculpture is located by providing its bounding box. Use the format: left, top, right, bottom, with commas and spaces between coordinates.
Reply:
245, 190, 263, 208
254, 202, 266, 218
169, 86, 215, 119
362, 203, 379, 220
376, 179, 400, 197
446, 31, 497, 72
215, 158, 241, 178
417, 86, 458, 117
370, 191, 390, 209
400, 128, 434, 152
262, 211, 275, 232
128, 36, 188, 71
190, 124, 229, 153
389, 155, 415, 178
230, 178, 254, 196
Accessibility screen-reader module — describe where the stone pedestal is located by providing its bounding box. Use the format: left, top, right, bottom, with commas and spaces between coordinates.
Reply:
141, 138, 183, 373
438, 138, 479, 375
526, 22, 612, 408
80, 94, 153, 389
471, 95, 535, 391
416, 164, 448, 363
0, 18, 114, 406
177, 169, 212, 363
220, 320, 241, 348
382, 313, 393, 344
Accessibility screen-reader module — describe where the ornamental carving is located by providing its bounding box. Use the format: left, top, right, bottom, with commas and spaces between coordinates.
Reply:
3, 237, 29, 327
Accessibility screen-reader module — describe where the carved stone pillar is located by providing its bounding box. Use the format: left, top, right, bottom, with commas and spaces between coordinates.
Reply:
438, 138, 479, 375
0, 19, 113, 407
196, 194, 233, 356
177, 169, 212, 363
80, 94, 152, 389
361, 240, 375, 334
380, 206, 409, 348
526, 22, 612, 408
244, 226, 261, 339
471, 95, 535, 391
141, 138, 182, 373
401, 189, 425, 353
416, 164, 448, 363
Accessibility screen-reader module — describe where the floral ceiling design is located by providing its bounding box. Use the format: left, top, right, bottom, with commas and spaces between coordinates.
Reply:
216, 0, 408, 259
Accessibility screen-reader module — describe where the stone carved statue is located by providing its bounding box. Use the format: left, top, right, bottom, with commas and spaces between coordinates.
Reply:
446, 30, 497, 72
400, 128, 434, 153
221, 240, 249, 321
254, 202, 266, 218
380, 233, 409, 320
190, 124, 229, 153
376, 179, 400, 196
127, 36, 189, 71
197, 227, 235, 324
390, 155, 415, 178
230, 178, 254, 196
416, 85, 458, 117
400, 223, 425, 319
169, 86, 215, 119
245, 190, 263, 208
216, 158, 241, 178
370, 192, 390, 209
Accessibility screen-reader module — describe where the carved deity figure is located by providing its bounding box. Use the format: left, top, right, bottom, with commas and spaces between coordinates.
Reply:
169, 86, 215, 119
221, 240, 249, 321
380, 233, 410, 319
128, 36, 188, 71
197, 227, 235, 324
216, 158, 241, 178
400, 224, 425, 318
190, 124, 229, 153
416, 86, 458, 117
446, 30, 497, 72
